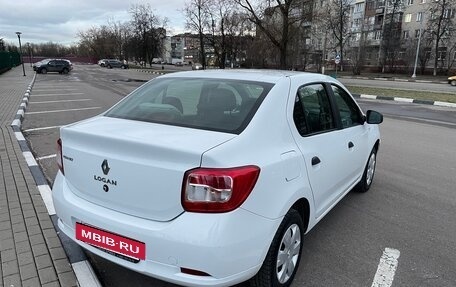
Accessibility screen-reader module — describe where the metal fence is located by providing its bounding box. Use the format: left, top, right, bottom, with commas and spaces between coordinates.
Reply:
0, 51, 21, 74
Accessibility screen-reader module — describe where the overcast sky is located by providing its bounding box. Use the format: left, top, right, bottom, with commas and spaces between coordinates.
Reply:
0, 0, 188, 46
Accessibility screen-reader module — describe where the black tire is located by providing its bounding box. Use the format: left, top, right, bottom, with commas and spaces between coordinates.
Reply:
355, 147, 377, 193
107, 65, 112, 69
250, 209, 304, 287
62, 68, 69, 74
451, 80, 456, 86
40, 68, 47, 74
121, 65, 126, 69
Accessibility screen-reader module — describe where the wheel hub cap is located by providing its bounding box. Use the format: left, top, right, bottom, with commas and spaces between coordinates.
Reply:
276, 224, 301, 284
366, 153, 376, 186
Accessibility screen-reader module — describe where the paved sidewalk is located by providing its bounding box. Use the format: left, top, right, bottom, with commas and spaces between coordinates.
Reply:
0, 66, 78, 287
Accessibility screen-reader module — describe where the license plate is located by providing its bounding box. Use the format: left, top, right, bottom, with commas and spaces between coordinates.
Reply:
76, 223, 146, 261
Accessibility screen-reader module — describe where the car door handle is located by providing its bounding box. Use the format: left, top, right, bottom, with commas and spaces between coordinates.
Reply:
348, 141, 354, 149
311, 156, 321, 166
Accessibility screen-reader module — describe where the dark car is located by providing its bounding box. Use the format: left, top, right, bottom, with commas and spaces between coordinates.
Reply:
105, 59, 129, 69
35, 59, 72, 74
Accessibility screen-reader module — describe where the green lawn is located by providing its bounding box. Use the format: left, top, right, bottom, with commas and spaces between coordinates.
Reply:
347, 86, 456, 103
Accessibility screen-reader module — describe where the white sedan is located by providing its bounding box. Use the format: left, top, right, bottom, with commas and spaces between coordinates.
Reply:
52, 70, 382, 287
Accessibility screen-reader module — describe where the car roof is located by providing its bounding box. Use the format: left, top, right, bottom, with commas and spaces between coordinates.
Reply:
159, 69, 337, 85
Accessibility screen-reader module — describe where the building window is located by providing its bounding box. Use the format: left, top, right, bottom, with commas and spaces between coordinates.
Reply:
403, 30, 410, 39
443, 9, 454, 19
407, 0, 414, 5
417, 12, 423, 21
420, 0, 425, 3
375, 31, 382, 40
405, 13, 412, 22
355, 3, 363, 12
415, 29, 421, 38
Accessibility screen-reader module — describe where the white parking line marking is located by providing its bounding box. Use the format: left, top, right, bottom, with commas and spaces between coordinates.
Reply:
30, 99, 92, 104
31, 93, 85, 97
37, 154, 57, 161
23, 126, 61, 132
26, 107, 101, 115
371, 248, 400, 287
33, 88, 79, 91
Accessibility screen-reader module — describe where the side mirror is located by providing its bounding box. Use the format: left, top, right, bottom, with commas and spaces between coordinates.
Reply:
366, 110, 383, 124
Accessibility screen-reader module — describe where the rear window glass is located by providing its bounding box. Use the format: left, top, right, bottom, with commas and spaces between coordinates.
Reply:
105, 77, 274, 134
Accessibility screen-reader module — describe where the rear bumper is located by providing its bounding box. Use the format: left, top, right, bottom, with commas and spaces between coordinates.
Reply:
52, 172, 281, 287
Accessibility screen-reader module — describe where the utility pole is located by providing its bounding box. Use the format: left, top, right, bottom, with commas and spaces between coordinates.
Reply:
15, 32, 26, 76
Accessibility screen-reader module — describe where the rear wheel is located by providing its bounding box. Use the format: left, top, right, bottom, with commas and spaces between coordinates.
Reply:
250, 209, 303, 287
355, 147, 377, 193
107, 65, 112, 69
451, 80, 456, 86
40, 68, 47, 74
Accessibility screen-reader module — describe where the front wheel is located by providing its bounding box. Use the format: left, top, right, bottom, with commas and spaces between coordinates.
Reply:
250, 209, 303, 287
355, 147, 377, 193
40, 68, 47, 74
451, 80, 456, 86
62, 68, 69, 74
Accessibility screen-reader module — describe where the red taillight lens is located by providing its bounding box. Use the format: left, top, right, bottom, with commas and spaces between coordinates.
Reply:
56, 138, 64, 174
182, 165, 260, 213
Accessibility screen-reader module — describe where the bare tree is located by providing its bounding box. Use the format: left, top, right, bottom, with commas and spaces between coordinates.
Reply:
224, 11, 255, 67
327, 0, 351, 71
129, 4, 164, 65
234, 0, 302, 69
427, 0, 456, 75
185, 0, 211, 68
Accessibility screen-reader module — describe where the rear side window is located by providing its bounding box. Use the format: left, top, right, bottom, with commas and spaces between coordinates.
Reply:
105, 78, 274, 134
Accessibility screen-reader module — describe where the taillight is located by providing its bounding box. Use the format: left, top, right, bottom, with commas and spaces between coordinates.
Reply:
56, 138, 64, 174
182, 165, 260, 213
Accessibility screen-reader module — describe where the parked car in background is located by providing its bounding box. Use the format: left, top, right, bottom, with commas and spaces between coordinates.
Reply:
192, 62, 203, 70
32, 59, 51, 71
53, 70, 383, 287
105, 59, 129, 69
174, 61, 183, 67
98, 59, 108, 67
35, 59, 72, 74
448, 75, 456, 86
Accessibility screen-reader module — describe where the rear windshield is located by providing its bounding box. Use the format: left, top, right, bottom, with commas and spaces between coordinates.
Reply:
105, 77, 274, 134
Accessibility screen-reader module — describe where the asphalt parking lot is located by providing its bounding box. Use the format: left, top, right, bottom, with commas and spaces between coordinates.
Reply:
20, 65, 456, 287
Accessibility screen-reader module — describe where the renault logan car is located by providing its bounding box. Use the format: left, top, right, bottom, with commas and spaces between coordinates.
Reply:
52, 70, 382, 287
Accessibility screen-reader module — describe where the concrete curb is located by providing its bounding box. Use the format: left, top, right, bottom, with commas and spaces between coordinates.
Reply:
134, 68, 166, 75
10, 73, 102, 287
352, 93, 456, 108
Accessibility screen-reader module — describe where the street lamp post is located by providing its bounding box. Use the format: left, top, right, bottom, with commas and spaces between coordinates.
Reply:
412, 15, 424, 78
15, 32, 26, 76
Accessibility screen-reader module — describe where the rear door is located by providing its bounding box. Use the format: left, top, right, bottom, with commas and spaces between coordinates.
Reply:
290, 83, 350, 218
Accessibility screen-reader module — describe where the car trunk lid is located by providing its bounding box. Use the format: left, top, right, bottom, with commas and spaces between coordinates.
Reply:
60, 116, 235, 222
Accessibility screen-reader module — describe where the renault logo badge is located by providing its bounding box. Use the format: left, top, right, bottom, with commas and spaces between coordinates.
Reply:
101, 159, 110, 175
